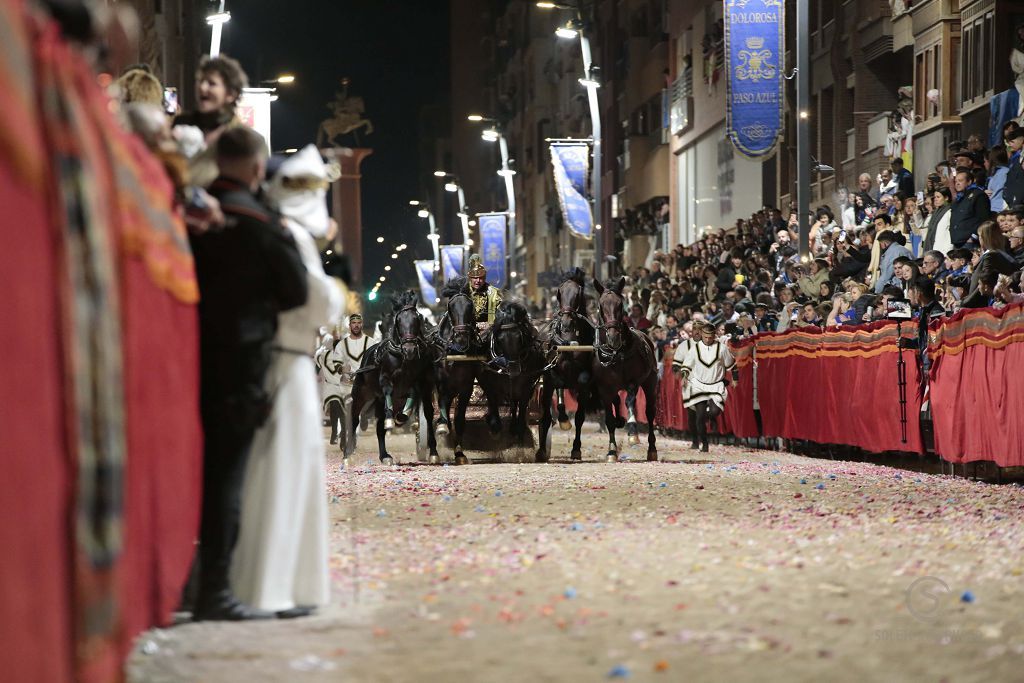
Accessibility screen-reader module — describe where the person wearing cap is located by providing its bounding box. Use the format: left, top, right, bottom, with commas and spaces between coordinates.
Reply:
949, 167, 991, 249
230, 144, 344, 620
676, 322, 735, 453
1002, 127, 1024, 209
466, 254, 503, 329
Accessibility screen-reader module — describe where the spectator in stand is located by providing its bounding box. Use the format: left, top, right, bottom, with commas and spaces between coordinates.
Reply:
950, 168, 991, 248
878, 167, 899, 199
831, 226, 871, 281
795, 301, 823, 328
903, 194, 926, 242
874, 229, 914, 293
1001, 127, 1024, 209
920, 250, 947, 282
962, 221, 1019, 308
769, 227, 798, 273
1008, 226, 1024, 268
753, 301, 777, 332
627, 303, 652, 331
899, 275, 946, 382
826, 292, 859, 327
923, 187, 953, 253
868, 214, 893, 285
986, 145, 1010, 212
892, 157, 915, 197
797, 258, 830, 299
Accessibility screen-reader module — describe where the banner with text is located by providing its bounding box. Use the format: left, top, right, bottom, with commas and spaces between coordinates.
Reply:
724, 0, 784, 159
477, 213, 507, 288
414, 260, 438, 305
440, 244, 465, 282
550, 143, 593, 240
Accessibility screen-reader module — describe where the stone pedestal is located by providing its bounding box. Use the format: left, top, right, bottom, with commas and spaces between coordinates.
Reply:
330, 148, 373, 286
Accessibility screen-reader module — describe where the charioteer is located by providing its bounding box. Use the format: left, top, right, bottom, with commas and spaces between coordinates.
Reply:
467, 254, 503, 331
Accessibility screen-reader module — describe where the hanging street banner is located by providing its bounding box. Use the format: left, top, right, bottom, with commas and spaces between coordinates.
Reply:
414, 259, 438, 305
724, 0, 784, 159
440, 244, 465, 282
477, 213, 508, 288
550, 143, 593, 240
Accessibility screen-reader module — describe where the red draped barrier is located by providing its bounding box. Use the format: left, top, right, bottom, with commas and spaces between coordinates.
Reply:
751, 322, 923, 453
723, 340, 759, 438
929, 303, 1024, 467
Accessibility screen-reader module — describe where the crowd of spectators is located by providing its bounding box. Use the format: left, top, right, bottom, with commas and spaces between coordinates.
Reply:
558, 130, 1024, 364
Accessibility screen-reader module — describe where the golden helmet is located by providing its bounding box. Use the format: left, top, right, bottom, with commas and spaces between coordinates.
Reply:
467, 253, 487, 278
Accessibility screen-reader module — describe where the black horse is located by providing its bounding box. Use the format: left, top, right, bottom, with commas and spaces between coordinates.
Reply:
536, 268, 596, 461
592, 277, 659, 462
347, 291, 438, 465
478, 301, 547, 442
431, 277, 485, 465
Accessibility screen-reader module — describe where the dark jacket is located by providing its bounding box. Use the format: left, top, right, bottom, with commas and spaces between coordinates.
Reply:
830, 244, 870, 281
1003, 152, 1024, 209
895, 168, 915, 197
961, 250, 1018, 308
191, 176, 309, 414
900, 299, 945, 376
949, 186, 991, 248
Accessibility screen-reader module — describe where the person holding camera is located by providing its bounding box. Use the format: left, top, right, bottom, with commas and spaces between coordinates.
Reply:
961, 221, 1018, 308
874, 229, 914, 293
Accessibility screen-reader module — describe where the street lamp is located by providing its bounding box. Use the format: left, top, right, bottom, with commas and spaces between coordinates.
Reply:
538, 0, 604, 279
434, 170, 472, 256
410, 200, 441, 265
468, 119, 517, 288
206, 0, 231, 58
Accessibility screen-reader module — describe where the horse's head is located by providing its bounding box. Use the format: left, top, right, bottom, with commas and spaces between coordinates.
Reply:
554, 268, 587, 343
594, 276, 627, 351
491, 301, 534, 375
442, 276, 477, 352
391, 291, 425, 360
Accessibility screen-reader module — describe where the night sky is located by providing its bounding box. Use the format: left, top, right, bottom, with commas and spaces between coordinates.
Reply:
221, 0, 451, 293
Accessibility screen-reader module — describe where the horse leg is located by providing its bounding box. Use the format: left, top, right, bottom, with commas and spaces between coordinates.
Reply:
395, 389, 415, 427
420, 381, 439, 463
626, 386, 640, 445
556, 387, 571, 430
604, 402, 619, 463
570, 393, 587, 460
536, 383, 554, 462
643, 376, 658, 461
382, 380, 395, 430
454, 384, 472, 465
435, 376, 451, 437
483, 383, 502, 434
376, 400, 394, 465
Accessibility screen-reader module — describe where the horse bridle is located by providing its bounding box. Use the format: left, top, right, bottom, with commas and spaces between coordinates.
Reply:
595, 295, 629, 366
552, 305, 594, 346
440, 292, 478, 355
388, 304, 426, 356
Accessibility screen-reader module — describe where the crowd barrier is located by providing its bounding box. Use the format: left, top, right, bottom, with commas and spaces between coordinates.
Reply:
555, 305, 1024, 469
1, 5, 202, 681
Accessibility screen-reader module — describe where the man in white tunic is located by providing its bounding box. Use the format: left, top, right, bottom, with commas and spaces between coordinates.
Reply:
317, 314, 378, 445
676, 322, 735, 452
231, 145, 343, 617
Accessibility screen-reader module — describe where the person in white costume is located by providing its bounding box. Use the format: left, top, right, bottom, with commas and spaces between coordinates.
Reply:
316, 313, 379, 445
230, 145, 343, 617
675, 322, 735, 453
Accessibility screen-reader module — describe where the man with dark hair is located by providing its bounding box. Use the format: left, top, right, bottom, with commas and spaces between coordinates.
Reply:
892, 157, 914, 197
874, 230, 913, 293
899, 276, 945, 380
950, 168, 991, 248
190, 125, 309, 621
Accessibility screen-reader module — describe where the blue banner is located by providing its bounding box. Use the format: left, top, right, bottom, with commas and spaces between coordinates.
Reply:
550, 144, 593, 240
414, 259, 438, 305
440, 245, 464, 282
724, 0, 784, 159
477, 213, 507, 288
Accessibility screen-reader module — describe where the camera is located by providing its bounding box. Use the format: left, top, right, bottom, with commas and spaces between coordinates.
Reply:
886, 300, 912, 320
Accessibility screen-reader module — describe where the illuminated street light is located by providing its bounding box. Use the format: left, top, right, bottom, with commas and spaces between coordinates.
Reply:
417, 208, 430, 219
391, 253, 399, 259
555, 22, 578, 39
376, 236, 384, 243
481, 128, 500, 142
444, 182, 459, 193
433, 170, 448, 177
384, 265, 391, 271
466, 114, 486, 122
206, 1, 231, 58
408, 200, 421, 206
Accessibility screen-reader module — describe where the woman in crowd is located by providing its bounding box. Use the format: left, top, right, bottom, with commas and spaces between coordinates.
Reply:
962, 221, 1018, 308
923, 187, 953, 254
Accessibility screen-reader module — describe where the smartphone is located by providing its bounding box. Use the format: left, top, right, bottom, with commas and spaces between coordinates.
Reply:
163, 87, 178, 115
916, 191, 924, 204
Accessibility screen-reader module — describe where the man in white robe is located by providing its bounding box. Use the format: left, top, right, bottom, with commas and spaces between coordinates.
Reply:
230, 145, 343, 617
676, 322, 735, 452
317, 314, 378, 445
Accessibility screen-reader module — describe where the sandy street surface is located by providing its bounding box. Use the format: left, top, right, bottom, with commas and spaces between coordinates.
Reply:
129, 424, 1024, 683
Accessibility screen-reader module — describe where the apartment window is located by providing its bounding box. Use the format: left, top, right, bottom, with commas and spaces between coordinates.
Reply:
961, 8, 995, 106
915, 44, 941, 121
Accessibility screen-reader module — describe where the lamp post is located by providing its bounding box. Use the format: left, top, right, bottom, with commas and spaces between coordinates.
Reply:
537, 1, 603, 280
409, 200, 441, 266
433, 171, 472, 270
796, 0, 811, 263
206, 0, 230, 58
467, 116, 516, 289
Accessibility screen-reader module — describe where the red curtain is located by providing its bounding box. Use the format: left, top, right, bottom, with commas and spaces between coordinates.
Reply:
749, 323, 923, 453
929, 304, 1024, 467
